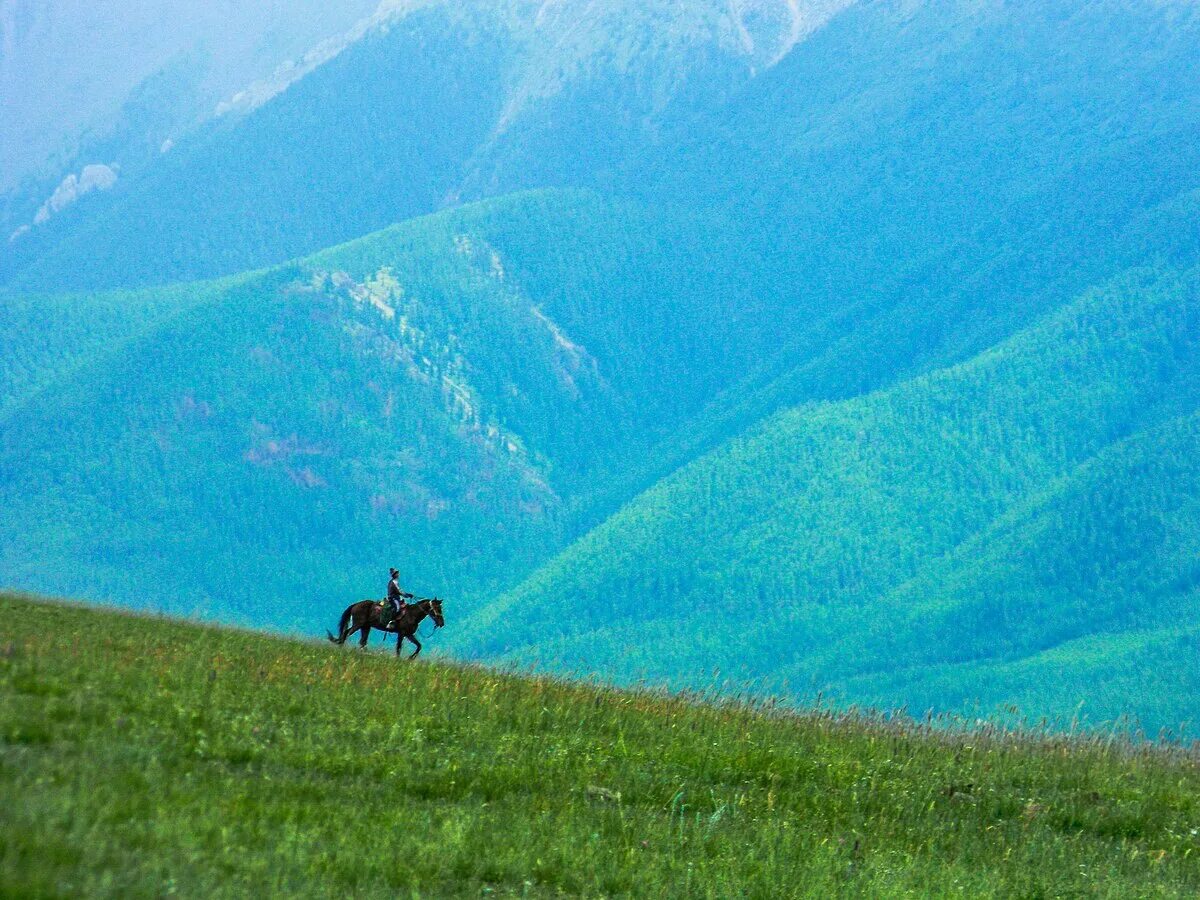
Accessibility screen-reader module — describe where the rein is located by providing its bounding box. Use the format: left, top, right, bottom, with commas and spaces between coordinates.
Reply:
417, 620, 440, 639
416, 599, 443, 639
402, 598, 442, 640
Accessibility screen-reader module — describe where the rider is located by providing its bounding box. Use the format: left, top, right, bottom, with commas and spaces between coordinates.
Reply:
384, 567, 413, 625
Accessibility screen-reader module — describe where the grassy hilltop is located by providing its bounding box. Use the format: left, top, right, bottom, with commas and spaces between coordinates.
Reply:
3, 594, 1200, 897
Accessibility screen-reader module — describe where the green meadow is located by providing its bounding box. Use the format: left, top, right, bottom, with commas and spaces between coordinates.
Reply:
3, 592, 1200, 898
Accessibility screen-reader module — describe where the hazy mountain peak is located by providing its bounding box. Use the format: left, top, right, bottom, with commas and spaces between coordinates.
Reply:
212, 0, 439, 119
0, 0, 381, 191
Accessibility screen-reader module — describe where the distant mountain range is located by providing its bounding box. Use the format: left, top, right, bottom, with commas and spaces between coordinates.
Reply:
3, 0, 1200, 733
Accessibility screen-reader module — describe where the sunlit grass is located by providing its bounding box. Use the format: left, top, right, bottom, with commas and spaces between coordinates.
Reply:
2, 593, 1199, 897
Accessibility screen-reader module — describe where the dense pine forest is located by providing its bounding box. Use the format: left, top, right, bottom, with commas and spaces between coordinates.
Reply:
457, 269, 1200, 733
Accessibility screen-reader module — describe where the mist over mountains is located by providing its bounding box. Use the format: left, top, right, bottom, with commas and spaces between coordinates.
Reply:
3, 0, 1200, 733
0, 0, 381, 186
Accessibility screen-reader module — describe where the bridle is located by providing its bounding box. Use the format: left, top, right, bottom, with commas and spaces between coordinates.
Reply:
416, 598, 444, 638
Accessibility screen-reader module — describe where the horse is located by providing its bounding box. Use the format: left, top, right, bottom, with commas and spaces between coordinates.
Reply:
327, 597, 445, 658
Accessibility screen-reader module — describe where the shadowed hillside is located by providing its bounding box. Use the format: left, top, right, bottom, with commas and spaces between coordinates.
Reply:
9, 0, 1200, 306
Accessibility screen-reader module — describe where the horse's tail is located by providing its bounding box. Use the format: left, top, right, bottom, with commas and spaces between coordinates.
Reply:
327, 605, 354, 644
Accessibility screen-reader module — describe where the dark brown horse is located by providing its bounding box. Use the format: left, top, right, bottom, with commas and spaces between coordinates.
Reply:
327, 597, 445, 658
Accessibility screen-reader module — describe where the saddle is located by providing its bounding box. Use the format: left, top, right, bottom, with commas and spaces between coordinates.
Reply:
378, 599, 406, 627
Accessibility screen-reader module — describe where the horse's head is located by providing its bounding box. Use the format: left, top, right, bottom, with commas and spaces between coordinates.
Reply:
426, 597, 445, 628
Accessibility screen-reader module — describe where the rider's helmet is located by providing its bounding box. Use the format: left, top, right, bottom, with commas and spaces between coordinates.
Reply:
390, 567, 399, 578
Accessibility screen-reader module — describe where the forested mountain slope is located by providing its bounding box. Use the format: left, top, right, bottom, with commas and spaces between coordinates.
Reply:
450, 268, 1200, 734
0, 192, 645, 624
834, 412, 1200, 732
634, 0, 1200, 442
10, 0, 1200, 517
0, 187, 905, 626
12, 182, 1197, 653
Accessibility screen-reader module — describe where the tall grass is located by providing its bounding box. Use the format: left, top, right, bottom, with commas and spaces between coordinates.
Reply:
2, 593, 1199, 897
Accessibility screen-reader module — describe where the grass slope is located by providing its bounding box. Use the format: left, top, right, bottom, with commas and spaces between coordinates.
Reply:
454, 267, 1200, 733
4, 593, 1200, 897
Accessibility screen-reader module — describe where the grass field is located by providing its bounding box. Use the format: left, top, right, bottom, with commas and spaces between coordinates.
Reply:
2, 593, 1200, 897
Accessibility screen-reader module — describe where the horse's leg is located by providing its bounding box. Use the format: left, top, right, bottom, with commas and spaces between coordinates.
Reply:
358, 625, 370, 648
407, 634, 422, 660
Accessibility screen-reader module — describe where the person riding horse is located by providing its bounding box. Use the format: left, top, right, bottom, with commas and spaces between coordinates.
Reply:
383, 567, 413, 626
328, 595, 445, 658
